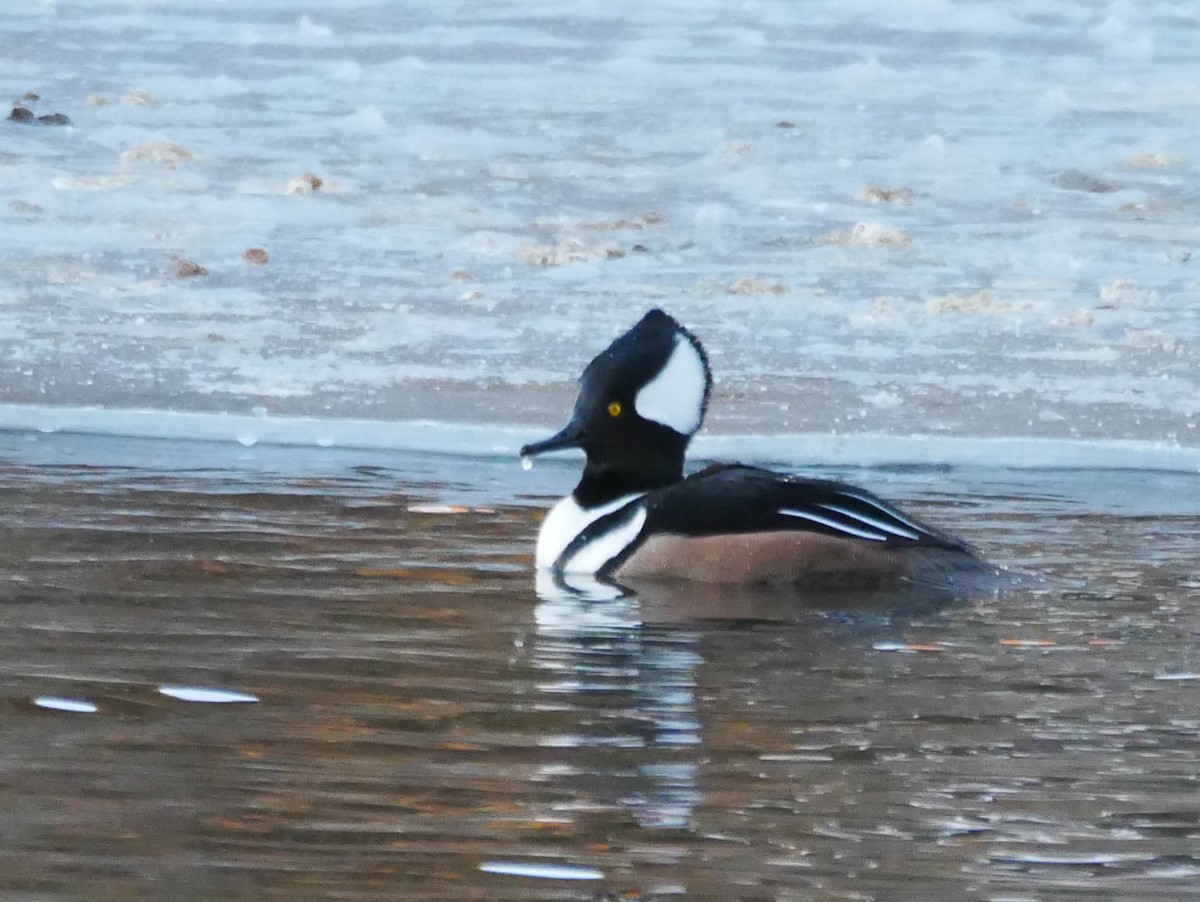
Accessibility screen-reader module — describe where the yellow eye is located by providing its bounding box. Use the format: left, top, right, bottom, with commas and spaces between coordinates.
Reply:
607, 401, 622, 417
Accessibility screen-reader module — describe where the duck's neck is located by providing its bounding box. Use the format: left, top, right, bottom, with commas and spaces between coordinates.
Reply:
573, 454, 684, 509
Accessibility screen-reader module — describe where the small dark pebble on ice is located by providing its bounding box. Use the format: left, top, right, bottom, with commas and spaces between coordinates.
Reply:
9, 106, 71, 125
1055, 169, 1121, 194
172, 256, 208, 278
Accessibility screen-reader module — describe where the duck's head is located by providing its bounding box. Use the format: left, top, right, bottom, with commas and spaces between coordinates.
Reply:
521, 309, 712, 501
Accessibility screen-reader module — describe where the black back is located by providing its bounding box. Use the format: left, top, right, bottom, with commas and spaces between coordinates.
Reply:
599, 464, 972, 575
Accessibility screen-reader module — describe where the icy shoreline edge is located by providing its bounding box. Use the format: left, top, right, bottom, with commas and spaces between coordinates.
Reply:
1, 403, 1197, 474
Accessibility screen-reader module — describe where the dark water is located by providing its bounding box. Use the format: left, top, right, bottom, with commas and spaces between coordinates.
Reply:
1, 434, 1198, 900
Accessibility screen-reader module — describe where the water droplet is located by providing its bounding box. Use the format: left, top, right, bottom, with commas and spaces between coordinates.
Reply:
520, 455, 533, 471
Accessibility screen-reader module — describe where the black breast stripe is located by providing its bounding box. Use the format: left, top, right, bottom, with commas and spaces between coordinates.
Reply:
555, 500, 646, 572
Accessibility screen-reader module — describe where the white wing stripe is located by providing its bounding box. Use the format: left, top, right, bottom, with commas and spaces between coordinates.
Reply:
835, 490, 929, 533
817, 503, 922, 540
778, 507, 888, 542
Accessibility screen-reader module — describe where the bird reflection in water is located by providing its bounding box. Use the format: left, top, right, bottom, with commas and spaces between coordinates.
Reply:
529, 569, 997, 832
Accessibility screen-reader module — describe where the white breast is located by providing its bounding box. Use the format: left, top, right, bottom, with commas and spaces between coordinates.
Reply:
536, 493, 647, 573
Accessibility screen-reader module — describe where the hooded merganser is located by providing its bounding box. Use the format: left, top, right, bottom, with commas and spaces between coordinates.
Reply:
521, 309, 981, 588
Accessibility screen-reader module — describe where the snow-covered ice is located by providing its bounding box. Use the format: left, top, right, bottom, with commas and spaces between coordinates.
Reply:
2, 0, 1198, 467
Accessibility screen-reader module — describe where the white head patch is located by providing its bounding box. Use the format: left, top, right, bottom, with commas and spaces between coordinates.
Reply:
634, 335, 708, 435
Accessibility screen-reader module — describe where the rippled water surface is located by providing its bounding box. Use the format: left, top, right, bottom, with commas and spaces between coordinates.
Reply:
2, 433, 1197, 900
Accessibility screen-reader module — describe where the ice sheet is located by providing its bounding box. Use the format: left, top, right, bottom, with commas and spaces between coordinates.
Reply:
2, 1, 1197, 462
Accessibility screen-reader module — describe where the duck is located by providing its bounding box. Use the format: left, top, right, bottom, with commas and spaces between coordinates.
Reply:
520, 309, 982, 589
